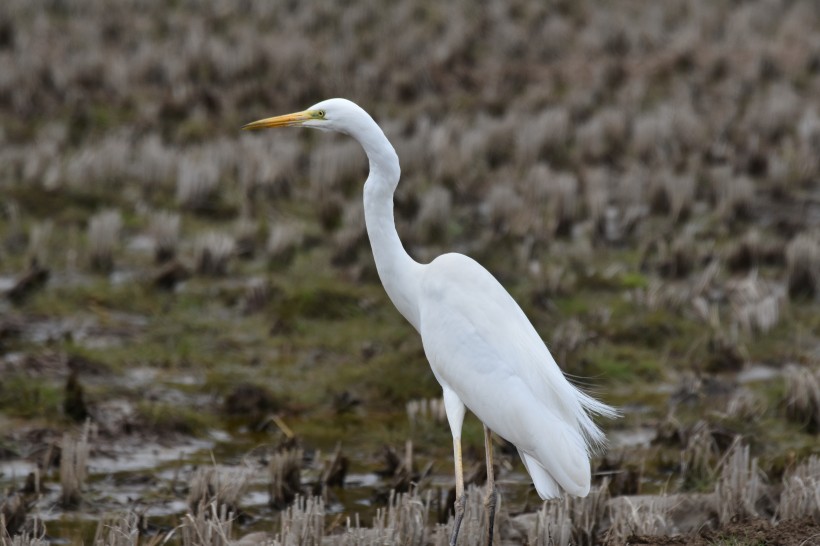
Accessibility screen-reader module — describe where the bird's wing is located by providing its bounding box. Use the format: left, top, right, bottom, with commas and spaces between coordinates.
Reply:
418, 253, 612, 496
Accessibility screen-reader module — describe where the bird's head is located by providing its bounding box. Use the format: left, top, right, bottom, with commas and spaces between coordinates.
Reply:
242, 98, 368, 135
243, 98, 397, 179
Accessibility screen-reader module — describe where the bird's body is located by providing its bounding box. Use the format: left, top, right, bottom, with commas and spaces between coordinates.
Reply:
418, 252, 609, 497
244, 98, 617, 544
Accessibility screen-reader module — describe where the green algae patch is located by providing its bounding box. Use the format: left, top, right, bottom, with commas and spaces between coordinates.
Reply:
136, 401, 215, 436
576, 343, 664, 383
0, 374, 63, 421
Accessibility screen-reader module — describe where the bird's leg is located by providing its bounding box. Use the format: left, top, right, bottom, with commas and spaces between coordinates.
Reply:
483, 425, 498, 546
449, 436, 466, 546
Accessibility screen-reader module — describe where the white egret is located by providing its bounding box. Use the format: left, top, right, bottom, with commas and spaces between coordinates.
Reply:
244, 99, 617, 546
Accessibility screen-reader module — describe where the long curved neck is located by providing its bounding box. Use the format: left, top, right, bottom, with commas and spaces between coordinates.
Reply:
358, 124, 422, 331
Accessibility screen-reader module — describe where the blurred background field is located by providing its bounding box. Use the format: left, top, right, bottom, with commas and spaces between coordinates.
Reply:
0, 0, 819, 543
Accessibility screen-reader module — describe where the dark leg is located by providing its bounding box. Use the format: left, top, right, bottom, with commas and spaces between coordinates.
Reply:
483, 425, 498, 546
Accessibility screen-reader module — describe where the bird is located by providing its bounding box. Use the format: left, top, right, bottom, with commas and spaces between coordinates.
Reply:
244, 99, 617, 546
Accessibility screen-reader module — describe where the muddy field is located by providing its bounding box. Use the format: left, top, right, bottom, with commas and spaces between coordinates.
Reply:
1, 0, 819, 544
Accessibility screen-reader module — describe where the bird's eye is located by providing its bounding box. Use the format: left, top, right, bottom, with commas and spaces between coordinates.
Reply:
317, 110, 326, 118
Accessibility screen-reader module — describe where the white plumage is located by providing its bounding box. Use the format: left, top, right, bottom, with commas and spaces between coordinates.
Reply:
244, 98, 617, 545
419, 252, 613, 497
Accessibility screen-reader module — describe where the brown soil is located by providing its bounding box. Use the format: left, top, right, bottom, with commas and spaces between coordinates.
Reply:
627, 518, 820, 546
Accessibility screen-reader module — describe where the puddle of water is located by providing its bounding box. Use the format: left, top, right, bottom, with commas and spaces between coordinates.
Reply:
241, 490, 269, 508
0, 276, 17, 292
23, 317, 84, 344
0, 419, 676, 543
89, 438, 214, 475
609, 427, 656, 448
15, 306, 147, 350
737, 364, 780, 383
344, 472, 380, 488
126, 235, 155, 254
0, 351, 27, 366
125, 367, 158, 385
172, 374, 205, 387
209, 430, 232, 443
0, 459, 37, 482
110, 271, 140, 286
48, 272, 93, 290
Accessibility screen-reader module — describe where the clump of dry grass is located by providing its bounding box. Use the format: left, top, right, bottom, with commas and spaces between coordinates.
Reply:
631, 104, 704, 163
725, 272, 786, 334
649, 170, 695, 222
237, 134, 299, 200
435, 484, 501, 546
545, 172, 580, 237
567, 479, 611, 546
25, 221, 53, 268
726, 229, 763, 272
723, 389, 765, 421
87, 209, 122, 272
582, 167, 612, 234
308, 140, 365, 198
242, 277, 272, 315
576, 108, 627, 162
777, 455, 820, 522
715, 441, 763, 525
550, 318, 591, 365
528, 496, 570, 546
1, 491, 36, 539
680, 421, 718, 486
148, 211, 181, 263
331, 200, 366, 266
315, 443, 348, 489
405, 397, 446, 426
6, 260, 50, 304
317, 195, 343, 233
514, 107, 570, 165
266, 220, 304, 264
483, 185, 523, 235
1, 200, 23, 258
414, 185, 452, 244
785, 232, 820, 299
1, 522, 48, 546
133, 135, 177, 188
640, 234, 699, 280
746, 82, 800, 141
273, 495, 324, 546
705, 331, 746, 373
341, 488, 431, 546
528, 479, 610, 546
60, 421, 94, 508
63, 133, 132, 191
179, 501, 234, 546
378, 440, 430, 495
269, 448, 304, 509
691, 260, 722, 301
194, 232, 236, 276
176, 155, 221, 212
782, 364, 820, 433
605, 496, 669, 545
92, 512, 140, 546
187, 465, 252, 518
228, 219, 256, 261
716, 174, 755, 221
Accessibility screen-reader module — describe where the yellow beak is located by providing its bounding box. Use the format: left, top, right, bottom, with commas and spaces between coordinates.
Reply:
242, 111, 312, 130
